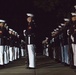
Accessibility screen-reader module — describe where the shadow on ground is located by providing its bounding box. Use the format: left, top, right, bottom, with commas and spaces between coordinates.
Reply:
0, 57, 25, 69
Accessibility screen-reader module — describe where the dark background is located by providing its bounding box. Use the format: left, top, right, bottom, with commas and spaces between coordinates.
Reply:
0, 0, 76, 53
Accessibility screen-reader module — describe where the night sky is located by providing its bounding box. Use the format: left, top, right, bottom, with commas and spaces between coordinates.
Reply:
0, 0, 51, 37
0, 0, 76, 53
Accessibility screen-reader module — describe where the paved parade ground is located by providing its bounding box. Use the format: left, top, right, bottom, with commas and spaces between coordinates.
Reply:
0, 55, 76, 75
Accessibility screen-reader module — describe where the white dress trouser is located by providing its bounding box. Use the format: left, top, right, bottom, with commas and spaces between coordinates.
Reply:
0, 46, 4, 65
43, 48, 49, 56
72, 44, 76, 66
64, 45, 69, 64
43, 48, 46, 55
12, 47, 15, 60
9, 47, 13, 61
27, 44, 35, 68
60, 43, 64, 62
45, 48, 49, 56
21, 48, 24, 57
14, 47, 17, 60
4, 45, 8, 64
53, 48, 56, 59
7, 46, 9, 63
17, 47, 20, 59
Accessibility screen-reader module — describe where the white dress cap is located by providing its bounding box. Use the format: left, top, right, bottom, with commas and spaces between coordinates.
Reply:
61, 23, 65, 26
0, 19, 5, 23
6, 26, 8, 30
74, 5, 76, 9
71, 12, 76, 16
17, 34, 19, 37
26, 13, 34, 17
23, 30, 26, 32
9, 28, 13, 31
58, 25, 62, 28
56, 28, 59, 31
64, 18, 70, 22
54, 29, 57, 32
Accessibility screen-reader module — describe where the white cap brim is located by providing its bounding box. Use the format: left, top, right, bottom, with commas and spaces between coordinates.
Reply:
56, 28, 59, 31
9, 28, 13, 31
71, 12, 76, 16
26, 13, 34, 17
64, 18, 70, 22
74, 5, 76, 9
58, 25, 62, 28
54, 29, 57, 32
0, 19, 5, 23
61, 23, 65, 26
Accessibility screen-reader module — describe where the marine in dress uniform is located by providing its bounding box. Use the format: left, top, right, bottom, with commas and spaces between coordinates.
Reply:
3, 23, 9, 64
54, 28, 61, 62
58, 25, 64, 63
14, 31, 18, 60
70, 12, 76, 68
62, 18, 70, 65
51, 31, 57, 60
0, 19, 6, 65
17, 34, 21, 59
8, 28, 14, 62
51, 29, 60, 61
5, 25, 9, 64
23, 29, 29, 67
42, 37, 49, 56
25, 13, 36, 69
20, 39, 25, 57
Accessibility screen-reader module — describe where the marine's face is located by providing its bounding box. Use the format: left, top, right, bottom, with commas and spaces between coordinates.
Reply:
9, 30, 12, 34
0, 23, 4, 27
72, 16, 76, 22
64, 22, 67, 26
27, 17, 32, 23
46, 37, 48, 41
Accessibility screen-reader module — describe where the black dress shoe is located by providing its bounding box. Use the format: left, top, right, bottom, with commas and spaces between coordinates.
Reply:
26, 67, 29, 69
28, 67, 35, 69
71, 66, 76, 69
64, 63, 69, 66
